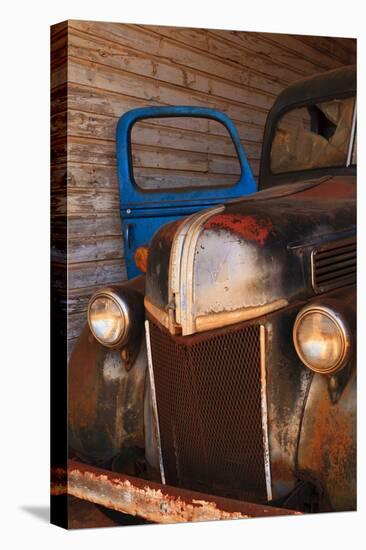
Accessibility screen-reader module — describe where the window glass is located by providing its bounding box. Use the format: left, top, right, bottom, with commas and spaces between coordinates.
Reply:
131, 117, 241, 190
271, 97, 355, 174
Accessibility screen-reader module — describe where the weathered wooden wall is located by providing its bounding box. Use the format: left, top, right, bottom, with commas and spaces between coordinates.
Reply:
50, 20, 356, 353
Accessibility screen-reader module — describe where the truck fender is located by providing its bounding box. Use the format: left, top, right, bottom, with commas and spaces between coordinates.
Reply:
297, 367, 356, 511
68, 323, 148, 465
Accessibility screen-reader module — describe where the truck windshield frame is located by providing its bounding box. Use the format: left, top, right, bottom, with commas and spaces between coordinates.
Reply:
270, 96, 356, 175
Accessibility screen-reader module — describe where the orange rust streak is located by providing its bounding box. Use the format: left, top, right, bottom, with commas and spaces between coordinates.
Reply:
298, 373, 356, 509
300, 384, 354, 480
205, 214, 273, 246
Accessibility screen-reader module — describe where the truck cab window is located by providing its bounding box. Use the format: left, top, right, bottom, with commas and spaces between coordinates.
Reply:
271, 97, 355, 174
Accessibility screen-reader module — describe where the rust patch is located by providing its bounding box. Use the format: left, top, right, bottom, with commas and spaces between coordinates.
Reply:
300, 381, 354, 481
298, 371, 356, 509
205, 214, 274, 246
51, 461, 300, 524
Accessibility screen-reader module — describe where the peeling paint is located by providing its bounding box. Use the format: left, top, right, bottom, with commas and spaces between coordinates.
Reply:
194, 229, 283, 317
205, 214, 274, 246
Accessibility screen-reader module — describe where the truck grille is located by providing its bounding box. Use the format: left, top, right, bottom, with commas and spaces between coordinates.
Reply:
312, 236, 356, 293
148, 320, 268, 502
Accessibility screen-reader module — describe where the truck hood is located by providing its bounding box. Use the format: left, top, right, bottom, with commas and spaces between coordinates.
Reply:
145, 176, 355, 335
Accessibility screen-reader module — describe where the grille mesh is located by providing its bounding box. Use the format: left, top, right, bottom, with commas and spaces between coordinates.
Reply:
149, 321, 267, 502
312, 237, 356, 293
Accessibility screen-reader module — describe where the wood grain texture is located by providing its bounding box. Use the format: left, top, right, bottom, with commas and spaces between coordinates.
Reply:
50, 20, 355, 352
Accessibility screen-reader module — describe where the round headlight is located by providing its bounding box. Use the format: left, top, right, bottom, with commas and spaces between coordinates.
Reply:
293, 305, 351, 374
88, 290, 129, 348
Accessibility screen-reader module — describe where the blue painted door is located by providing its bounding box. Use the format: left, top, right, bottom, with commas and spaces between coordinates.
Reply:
116, 106, 257, 278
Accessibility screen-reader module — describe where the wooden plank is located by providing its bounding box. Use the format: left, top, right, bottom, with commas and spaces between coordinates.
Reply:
51, 111, 68, 139
67, 56, 271, 126
52, 188, 120, 215
134, 174, 239, 190
52, 163, 118, 191
52, 111, 263, 157
68, 58, 269, 127
51, 165, 68, 191
57, 190, 118, 216
331, 37, 356, 56
209, 30, 333, 76
67, 82, 159, 116
145, 24, 340, 80
51, 62, 68, 89
51, 136, 68, 165
51, 28, 68, 69
296, 35, 356, 65
134, 168, 240, 190
57, 213, 123, 239
67, 190, 120, 215
67, 259, 127, 289
68, 26, 285, 102
63, 137, 259, 181
67, 235, 124, 263
67, 285, 111, 313
54, 259, 127, 290
52, 162, 254, 194
132, 145, 240, 175
50, 21, 68, 81
131, 121, 260, 158
51, 20, 68, 40
259, 32, 342, 70
67, 137, 116, 166
66, 90, 265, 142
51, 84, 68, 115
69, 21, 292, 93
147, 24, 310, 81
51, 24, 68, 354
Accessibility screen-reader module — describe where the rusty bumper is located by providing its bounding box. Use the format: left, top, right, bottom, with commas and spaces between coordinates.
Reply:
52, 460, 300, 524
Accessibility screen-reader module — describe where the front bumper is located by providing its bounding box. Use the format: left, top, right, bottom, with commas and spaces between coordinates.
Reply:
51, 461, 300, 524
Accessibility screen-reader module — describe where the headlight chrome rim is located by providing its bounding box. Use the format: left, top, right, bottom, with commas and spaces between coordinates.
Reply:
88, 288, 130, 348
293, 304, 351, 374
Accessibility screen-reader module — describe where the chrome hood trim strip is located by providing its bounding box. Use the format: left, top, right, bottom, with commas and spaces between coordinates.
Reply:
169, 205, 225, 335
260, 325, 272, 501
